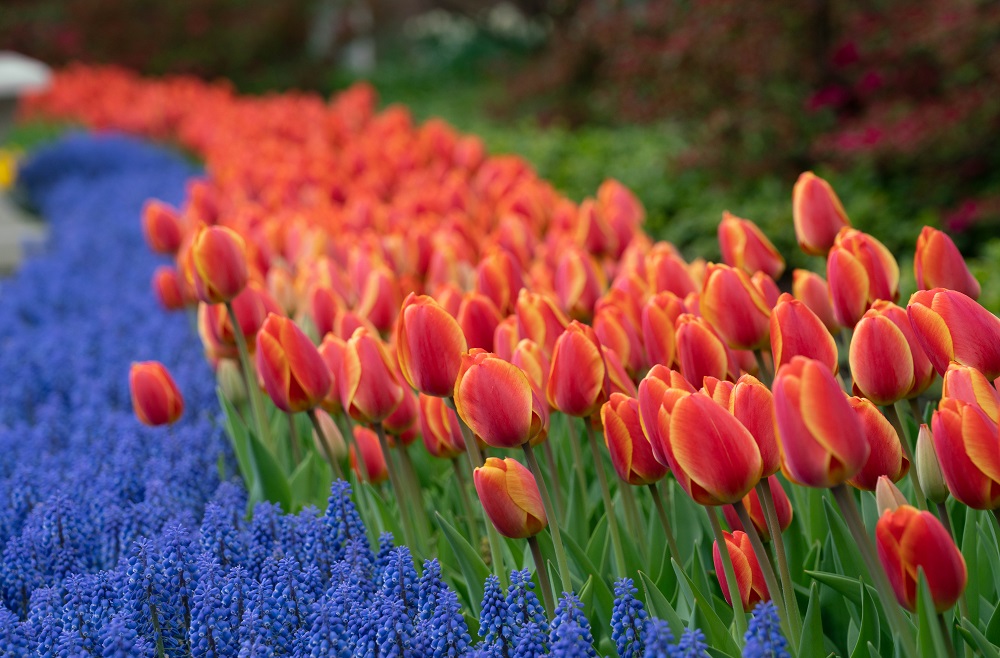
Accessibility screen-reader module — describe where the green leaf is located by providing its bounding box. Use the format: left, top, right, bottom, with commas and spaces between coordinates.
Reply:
978, 518, 1000, 605
562, 532, 614, 626
958, 619, 1000, 658
435, 512, 489, 618
849, 579, 879, 658
915, 569, 950, 658
248, 425, 292, 512
960, 505, 980, 623
823, 497, 866, 578
800, 582, 826, 658
986, 599, 1000, 646
638, 570, 685, 640
217, 388, 254, 493
671, 559, 741, 657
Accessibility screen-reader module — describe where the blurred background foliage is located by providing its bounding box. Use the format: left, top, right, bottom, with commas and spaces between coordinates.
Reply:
4, 0, 1000, 304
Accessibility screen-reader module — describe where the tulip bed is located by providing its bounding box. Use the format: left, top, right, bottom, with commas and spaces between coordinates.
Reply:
6, 64, 1000, 658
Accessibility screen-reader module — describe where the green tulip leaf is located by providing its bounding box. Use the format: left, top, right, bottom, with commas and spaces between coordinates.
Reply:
563, 532, 614, 628
822, 497, 866, 578
849, 579, 879, 658
915, 569, 951, 658
671, 558, 741, 657
799, 582, 827, 658
217, 388, 255, 497
638, 570, 685, 640
247, 423, 292, 512
435, 512, 489, 618
957, 618, 1000, 658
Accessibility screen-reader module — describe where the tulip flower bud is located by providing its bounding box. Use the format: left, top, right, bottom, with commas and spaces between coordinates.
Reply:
646, 245, 699, 297
351, 426, 388, 484
908, 289, 1000, 379
827, 228, 900, 328
189, 226, 249, 304
602, 393, 670, 485
458, 292, 504, 352
713, 530, 770, 609
641, 291, 682, 367
216, 358, 247, 406
547, 321, 609, 418
356, 266, 401, 334
256, 314, 331, 413
312, 409, 347, 462
730, 374, 780, 477
383, 388, 418, 436
473, 457, 548, 539
455, 349, 543, 448
516, 289, 569, 357
317, 334, 346, 415
792, 269, 839, 334
846, 397, 910, 491
871, 300, 935, 399
721, 476, 793, 541
792, 172, 851, 256
511, 339, 550, 395
931, 398, 1000, 510
699, 264, 771, 350
770, 293, 839, 374
915, 424, 949, 504
675, 314, 737, 386
339, 327, 404, 424
875, 475, 909, 514
554, 246, 606, 321
493, 315, 520, 361
849, 310, 915, 405
941, 362, 999, 423
396, 293, 468, 398
876, 505, 967, 612
751, 271, 781, 310
130, 361, 184, 426
701, 377, 733, 407
151, 266, 188, 311
307, 285, 344, 339
477, 248, 524, 316
594, 304, 646, 377
266, 262, 297, 315
419, 394, 466, 460
142, 200, 184, 254
773, 357, 870, 488
718, 211, 785, 279
637, 365, 695, 467
914, 226, 980, 299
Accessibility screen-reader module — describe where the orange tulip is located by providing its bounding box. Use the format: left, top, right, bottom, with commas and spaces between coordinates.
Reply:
265, 262, 296, 315
827, 228, 899, 328
351, 425, 388, 484
516, 289, 569, 357
317, 333, 346, 415
383, 388, 418, 436
546, 321, 609, 417
722, 476, 793, 542
189, 225, 249, 304
602, 393, 669, 485
773, 356, 869, 488
730, 374, 780, 477
454, 349, 543, 448
511, 338, 550, 395
476, 247, 524, 316
554, 246, 606, 320
593, 304, 646, 377
256, 313, 331, 413
717, 211, 785, 279
641, 291, 683, 367
792, 269, 840, 334
675, 314, 737, 386
699, 264, 771, 350
141, 200, 184, 254
907, 288, 1000, 379
356, 266, 400, 334
152, 266, 187, 311
849, 308, 915, 405
914, 226, 980, 299
847, 396, 910, 491
870, 300, 935, 398
458, 292, 504, 352
396, 293, 468, 397
473, 457, 548, 539
792, 172, 851, 256
931, 397, 1000, 509
941, 362, 1000, 423
637, 366, 695, 467
307, 285, 344, 339
876, 505, 967, 612
493, 315, 520, 361
339, 327, 404, 423
129, 361, 184, 426
662, 392, 763, 505
646, 245, 698, 297
769, 293, 839, 374
713, 531, 770, 609
751, 271, 781, 310
701, 376, 733, 407
419, 394, 466, 460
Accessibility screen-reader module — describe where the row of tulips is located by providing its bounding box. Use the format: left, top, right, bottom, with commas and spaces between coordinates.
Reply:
31, 66, 1000, 657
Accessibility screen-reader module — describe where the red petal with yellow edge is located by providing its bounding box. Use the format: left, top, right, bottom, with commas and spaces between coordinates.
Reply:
907, 297, 954, 376
827, 247, 869, 327
797, 360, 868, 479
457, 358, 533, 448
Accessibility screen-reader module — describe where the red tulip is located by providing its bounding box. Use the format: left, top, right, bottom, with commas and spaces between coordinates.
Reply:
476, 247, 524, 316
941, 362, 1000, 423
699, 264, 771, 350
773, 357, 869, 488
641, 291, 683, 367
256, 314, 332, 413
547, 321, 609, 418
646, 245, 699, 297
849, 308, 915, 405
152, 266, 187, 311
142, 200, 183, 254
383, 388, 418, 436
307, 285, 344, 339
675, 314, 737, 386
792, 269, 840, 334
603, 345, 638, 398
593, 304, 646, 377
516, 289, 569, 356
129, 361, 184, 426
637, 365, 695, 467
870, 300, 935, 398
713, 530, 770, 609
701, 376, 733, 407
317, 333, 346, 415
493, 315, 520, 361
265, 262, 296, 315
931, 397, 1000, 510
730, 374, 780, 477
458, 292, 504, 351
351, 425, 388, 484
554, 246, 606, 320
396, 293, 468, 397
473, 457, 548, 539
792, 172, 851, 256
339, 327, 404, 423
907, 288, 1000, 379
356, 266, 400, 334
602, 393, 670, 485
770, 293, 839, 374
454, 349, 542, 448
847, 396, 910, 491
827, 228, 899, 327
914, 226, 980, 299
718, 211, 785, 279
419, 394, 466, 460
751, 271, 781, 310
722, 476, 793, 541
189, 225, 249, 304
511, 338, 550, 395
876, 505, 967, 612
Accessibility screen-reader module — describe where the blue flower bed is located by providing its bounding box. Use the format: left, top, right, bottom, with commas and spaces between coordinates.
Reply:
0, 135, 785, 657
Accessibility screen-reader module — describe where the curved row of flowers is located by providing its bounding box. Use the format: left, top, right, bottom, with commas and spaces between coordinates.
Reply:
13, 64, 1000, 657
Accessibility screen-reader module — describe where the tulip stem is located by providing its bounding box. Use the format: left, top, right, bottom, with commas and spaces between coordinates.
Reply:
757, 479, 802, 650
523, 442, 574, 594
907, 398, 924, 426
938, 613, 958, 658
527, 535, 556, 617
398, 443, 433, 551
225, 301, 273, 452
991, 509, 1000, 538
307, 409, 343, 480
373, 422, 421, 556
832, 484, 918, 658
451, 457, 480, 549
935, 502, 972, 621
707, 506, 748, 638
542, 439, 565, 521
566, 415, 590, 502
450, 398, 508, 588
753, 349, 773, 387
887, 402, 927, 509
648, 482, 682, 564
585, 421, 627, 578
735, 501, 790, 640
618, 481, 647, 561
286, 412, 302, 466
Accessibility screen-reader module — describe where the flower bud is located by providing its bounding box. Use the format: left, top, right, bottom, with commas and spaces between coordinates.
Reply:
312, 409, 347, 462
152, 266, 187, 311
256, 314, 331, 413
931, 398, 1000, 510
713, 531, 769, 609
130, 361, 184, 426
915, 423, 949, 504
419, 394, 466, 460
875, 475, 908, 514
602, 393, 670, 485
511, 339, 550, 395
216, 358, 247, 406
730, 374, 780, 477
189, 226, 249, 304
792, 172, 851, 256
718, 211, 785, 279
849, 309, 915, 405
941, 362, 999, 423
770, 293, 838, 374
396, 293, 468, 397
516, 289, 569, 357
641, 291, 682, 367
351, 426, 388, 484
455, 349, 541, 448
792, 269, 840, 334
827, 228, 899, 328
914, 226, 980, 299
594, 304, 646, 377
721, 476, 793, 541
908, 288, 1000, 379
473, 457, 548, 539
547, 321, 609, 418
339, 327, 404, 424
458, 292, 504, 351
675, 314, 737, 386
846, 397, 910, 491
142, 200, 184, 254
699, 264, 771, 351
637, 365, 695, 467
